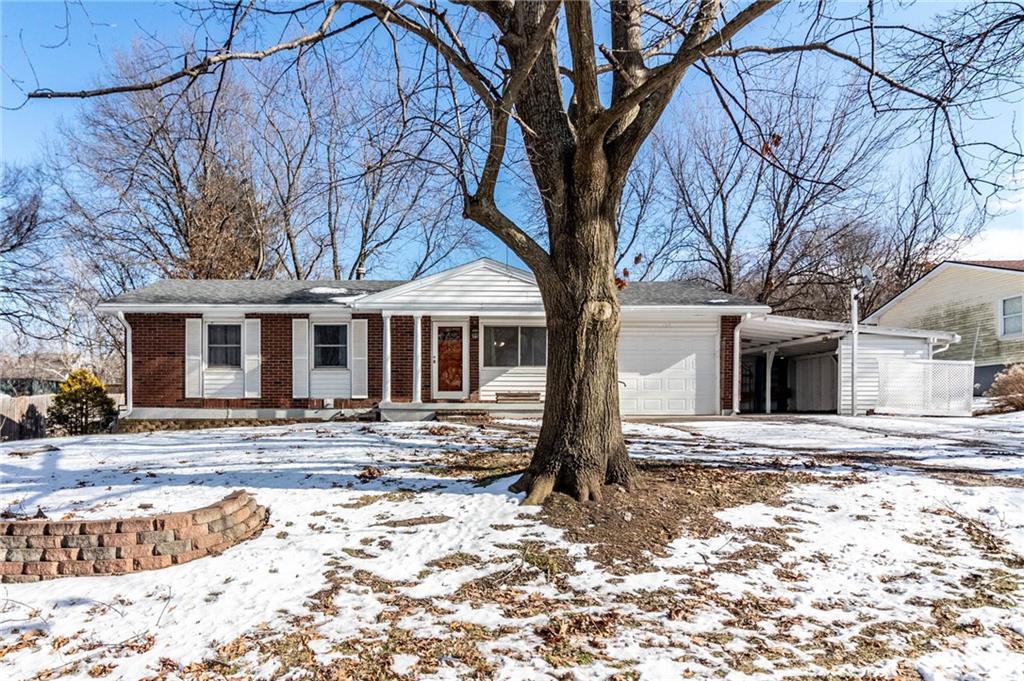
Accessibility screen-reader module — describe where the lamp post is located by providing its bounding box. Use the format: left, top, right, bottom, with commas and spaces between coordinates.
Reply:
850, 286, 860, 416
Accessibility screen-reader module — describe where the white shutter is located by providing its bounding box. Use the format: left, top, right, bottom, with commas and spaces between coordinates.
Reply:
185, 318, 203, 398
292, 318, 310, 398
351, 319, 368, 399
244, 319, 261, 398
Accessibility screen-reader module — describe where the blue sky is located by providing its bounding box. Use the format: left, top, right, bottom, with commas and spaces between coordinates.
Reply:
2, 0, 1021, 266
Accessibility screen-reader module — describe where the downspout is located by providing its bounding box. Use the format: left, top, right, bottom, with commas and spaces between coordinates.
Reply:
732, 313, 753, 415
116, 311, 133, 418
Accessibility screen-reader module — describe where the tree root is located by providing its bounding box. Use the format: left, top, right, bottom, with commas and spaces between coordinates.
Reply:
511, 472, 555, 505
511, 469, 610, 505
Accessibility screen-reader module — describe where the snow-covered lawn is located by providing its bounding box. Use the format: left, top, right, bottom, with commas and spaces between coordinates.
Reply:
1, 414, 1023, 680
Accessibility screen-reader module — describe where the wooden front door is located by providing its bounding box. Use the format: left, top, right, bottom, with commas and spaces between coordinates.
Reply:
433, 322, 468, 398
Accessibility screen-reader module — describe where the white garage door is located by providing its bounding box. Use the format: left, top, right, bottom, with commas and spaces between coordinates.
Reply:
618, 325, 719, 415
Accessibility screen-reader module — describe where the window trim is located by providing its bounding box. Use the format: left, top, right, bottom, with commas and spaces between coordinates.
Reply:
205, 322, 243, 369
311, 322, 350, 370
1000, 295, 1024, 338
481, 324, 547, 368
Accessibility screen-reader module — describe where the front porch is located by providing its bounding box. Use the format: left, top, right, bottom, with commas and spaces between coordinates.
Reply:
378, 312, 548, 411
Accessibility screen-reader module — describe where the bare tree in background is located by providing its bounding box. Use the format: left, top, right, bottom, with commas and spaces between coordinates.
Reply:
614, 142, 680, 281
55, 54, 279, 282
662, 75, 894, 313
26, 1, 1023, 504
0, 164, 63, 338
333, 105, 478, 279
660, 71, 982, 320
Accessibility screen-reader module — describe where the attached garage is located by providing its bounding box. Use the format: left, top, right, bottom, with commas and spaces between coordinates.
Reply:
618, 321, 719, 416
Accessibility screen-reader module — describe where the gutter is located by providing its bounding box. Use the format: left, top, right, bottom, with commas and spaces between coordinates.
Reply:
115, 312, 133, 418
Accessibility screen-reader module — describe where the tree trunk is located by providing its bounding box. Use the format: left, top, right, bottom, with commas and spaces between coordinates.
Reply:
510, 196, 636, 505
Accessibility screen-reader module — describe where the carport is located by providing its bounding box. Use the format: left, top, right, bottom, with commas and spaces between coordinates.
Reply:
731, 315, 963, 416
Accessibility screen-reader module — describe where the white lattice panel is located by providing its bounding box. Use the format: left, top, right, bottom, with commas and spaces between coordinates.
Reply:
876, 359, 974, 417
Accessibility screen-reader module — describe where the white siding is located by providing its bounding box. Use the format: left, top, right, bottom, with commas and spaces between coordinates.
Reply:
838, 334, 929, 414
380, 262, 542, 308
479, 366, 546, 400
204, 368, 244, 398
310, 370, 351, 399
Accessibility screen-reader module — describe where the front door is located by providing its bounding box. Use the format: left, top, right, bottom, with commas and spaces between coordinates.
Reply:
432, 322, 469, 399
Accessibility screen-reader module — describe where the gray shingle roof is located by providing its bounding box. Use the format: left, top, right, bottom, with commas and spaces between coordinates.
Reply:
102, 277, 760, 308
103, 279, 404, 306
619, 281, 758, 306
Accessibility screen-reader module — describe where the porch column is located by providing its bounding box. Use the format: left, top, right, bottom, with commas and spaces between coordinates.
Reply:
382, 313, 392, 404
412, 314, 423, 403
764, 349, 776, 415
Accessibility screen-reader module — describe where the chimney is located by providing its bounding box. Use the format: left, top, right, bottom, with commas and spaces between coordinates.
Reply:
355, 265, 366, 280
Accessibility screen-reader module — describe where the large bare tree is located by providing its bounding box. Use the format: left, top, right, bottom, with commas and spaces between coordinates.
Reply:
0, 164, 63, 338
27, 1, 1023, 503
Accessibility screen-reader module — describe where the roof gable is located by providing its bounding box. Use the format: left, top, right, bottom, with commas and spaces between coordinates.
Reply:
354, 258, 542, 310
866, 260, 1024, 322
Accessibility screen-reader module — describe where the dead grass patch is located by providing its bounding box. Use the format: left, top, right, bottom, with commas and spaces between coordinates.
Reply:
376, 514, 451, 528
425, 552, 484, 570
539, 460, 826, 572
426, 450, 531, 484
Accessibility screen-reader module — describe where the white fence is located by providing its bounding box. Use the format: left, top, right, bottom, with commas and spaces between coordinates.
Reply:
875, 359, 974, 417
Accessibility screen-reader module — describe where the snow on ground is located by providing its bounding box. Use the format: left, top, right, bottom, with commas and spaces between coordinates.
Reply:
1, 413, 1023, 680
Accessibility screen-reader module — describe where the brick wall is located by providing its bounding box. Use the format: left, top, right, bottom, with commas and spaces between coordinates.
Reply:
128, 313, 384, 411
720, 315, 741, 413
128, 313, 202, 408
389, 316, 414, 403
253, 314, 309, 409
421, 316, 432, 401
0, 491, 266, 583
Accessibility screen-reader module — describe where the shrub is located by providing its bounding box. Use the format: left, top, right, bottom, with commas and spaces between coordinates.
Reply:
48, 369, 118, 435
986, 364, 1024, 412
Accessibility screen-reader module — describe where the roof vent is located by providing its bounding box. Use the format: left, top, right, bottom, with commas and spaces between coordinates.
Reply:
355, 265, 366, 280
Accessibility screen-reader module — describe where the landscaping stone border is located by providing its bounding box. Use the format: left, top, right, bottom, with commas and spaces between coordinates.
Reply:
0, 490, 268, 583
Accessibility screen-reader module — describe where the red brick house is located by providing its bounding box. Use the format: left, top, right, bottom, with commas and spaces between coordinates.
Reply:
97, 258, 959, 420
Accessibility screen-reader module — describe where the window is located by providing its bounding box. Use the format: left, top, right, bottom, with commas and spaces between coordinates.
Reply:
519, 327, 547, 366
484, 326, 518, 367
483, 326, 546, 367
1003, 296, 1023, 337
207, 324, 242, 368
313, 324, 348, 368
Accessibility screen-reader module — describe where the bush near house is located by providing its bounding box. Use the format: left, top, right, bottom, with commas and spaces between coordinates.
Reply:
986, 364, 1024, 412
48, 369, 118, 435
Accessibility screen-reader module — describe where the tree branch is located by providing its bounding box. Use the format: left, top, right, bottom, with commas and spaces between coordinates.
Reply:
28, 3, 369, 99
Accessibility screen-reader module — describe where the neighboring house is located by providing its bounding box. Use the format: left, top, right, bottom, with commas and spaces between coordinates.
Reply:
0, 377, 61, 397
97, 258, 961, 421
865, 260, 1024, 394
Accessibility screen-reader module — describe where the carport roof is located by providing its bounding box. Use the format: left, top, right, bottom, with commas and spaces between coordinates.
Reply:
739, 315, 959, 354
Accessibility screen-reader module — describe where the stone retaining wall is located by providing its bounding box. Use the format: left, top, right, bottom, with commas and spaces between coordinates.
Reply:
0, 491, 267, 583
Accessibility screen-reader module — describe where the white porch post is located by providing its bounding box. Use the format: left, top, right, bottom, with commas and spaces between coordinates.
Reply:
764, 349, 776, 415
382, 313, 392, 404
412, 314, 423, 403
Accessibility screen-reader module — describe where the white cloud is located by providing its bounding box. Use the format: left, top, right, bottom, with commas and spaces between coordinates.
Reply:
959, 222, 1024, 259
